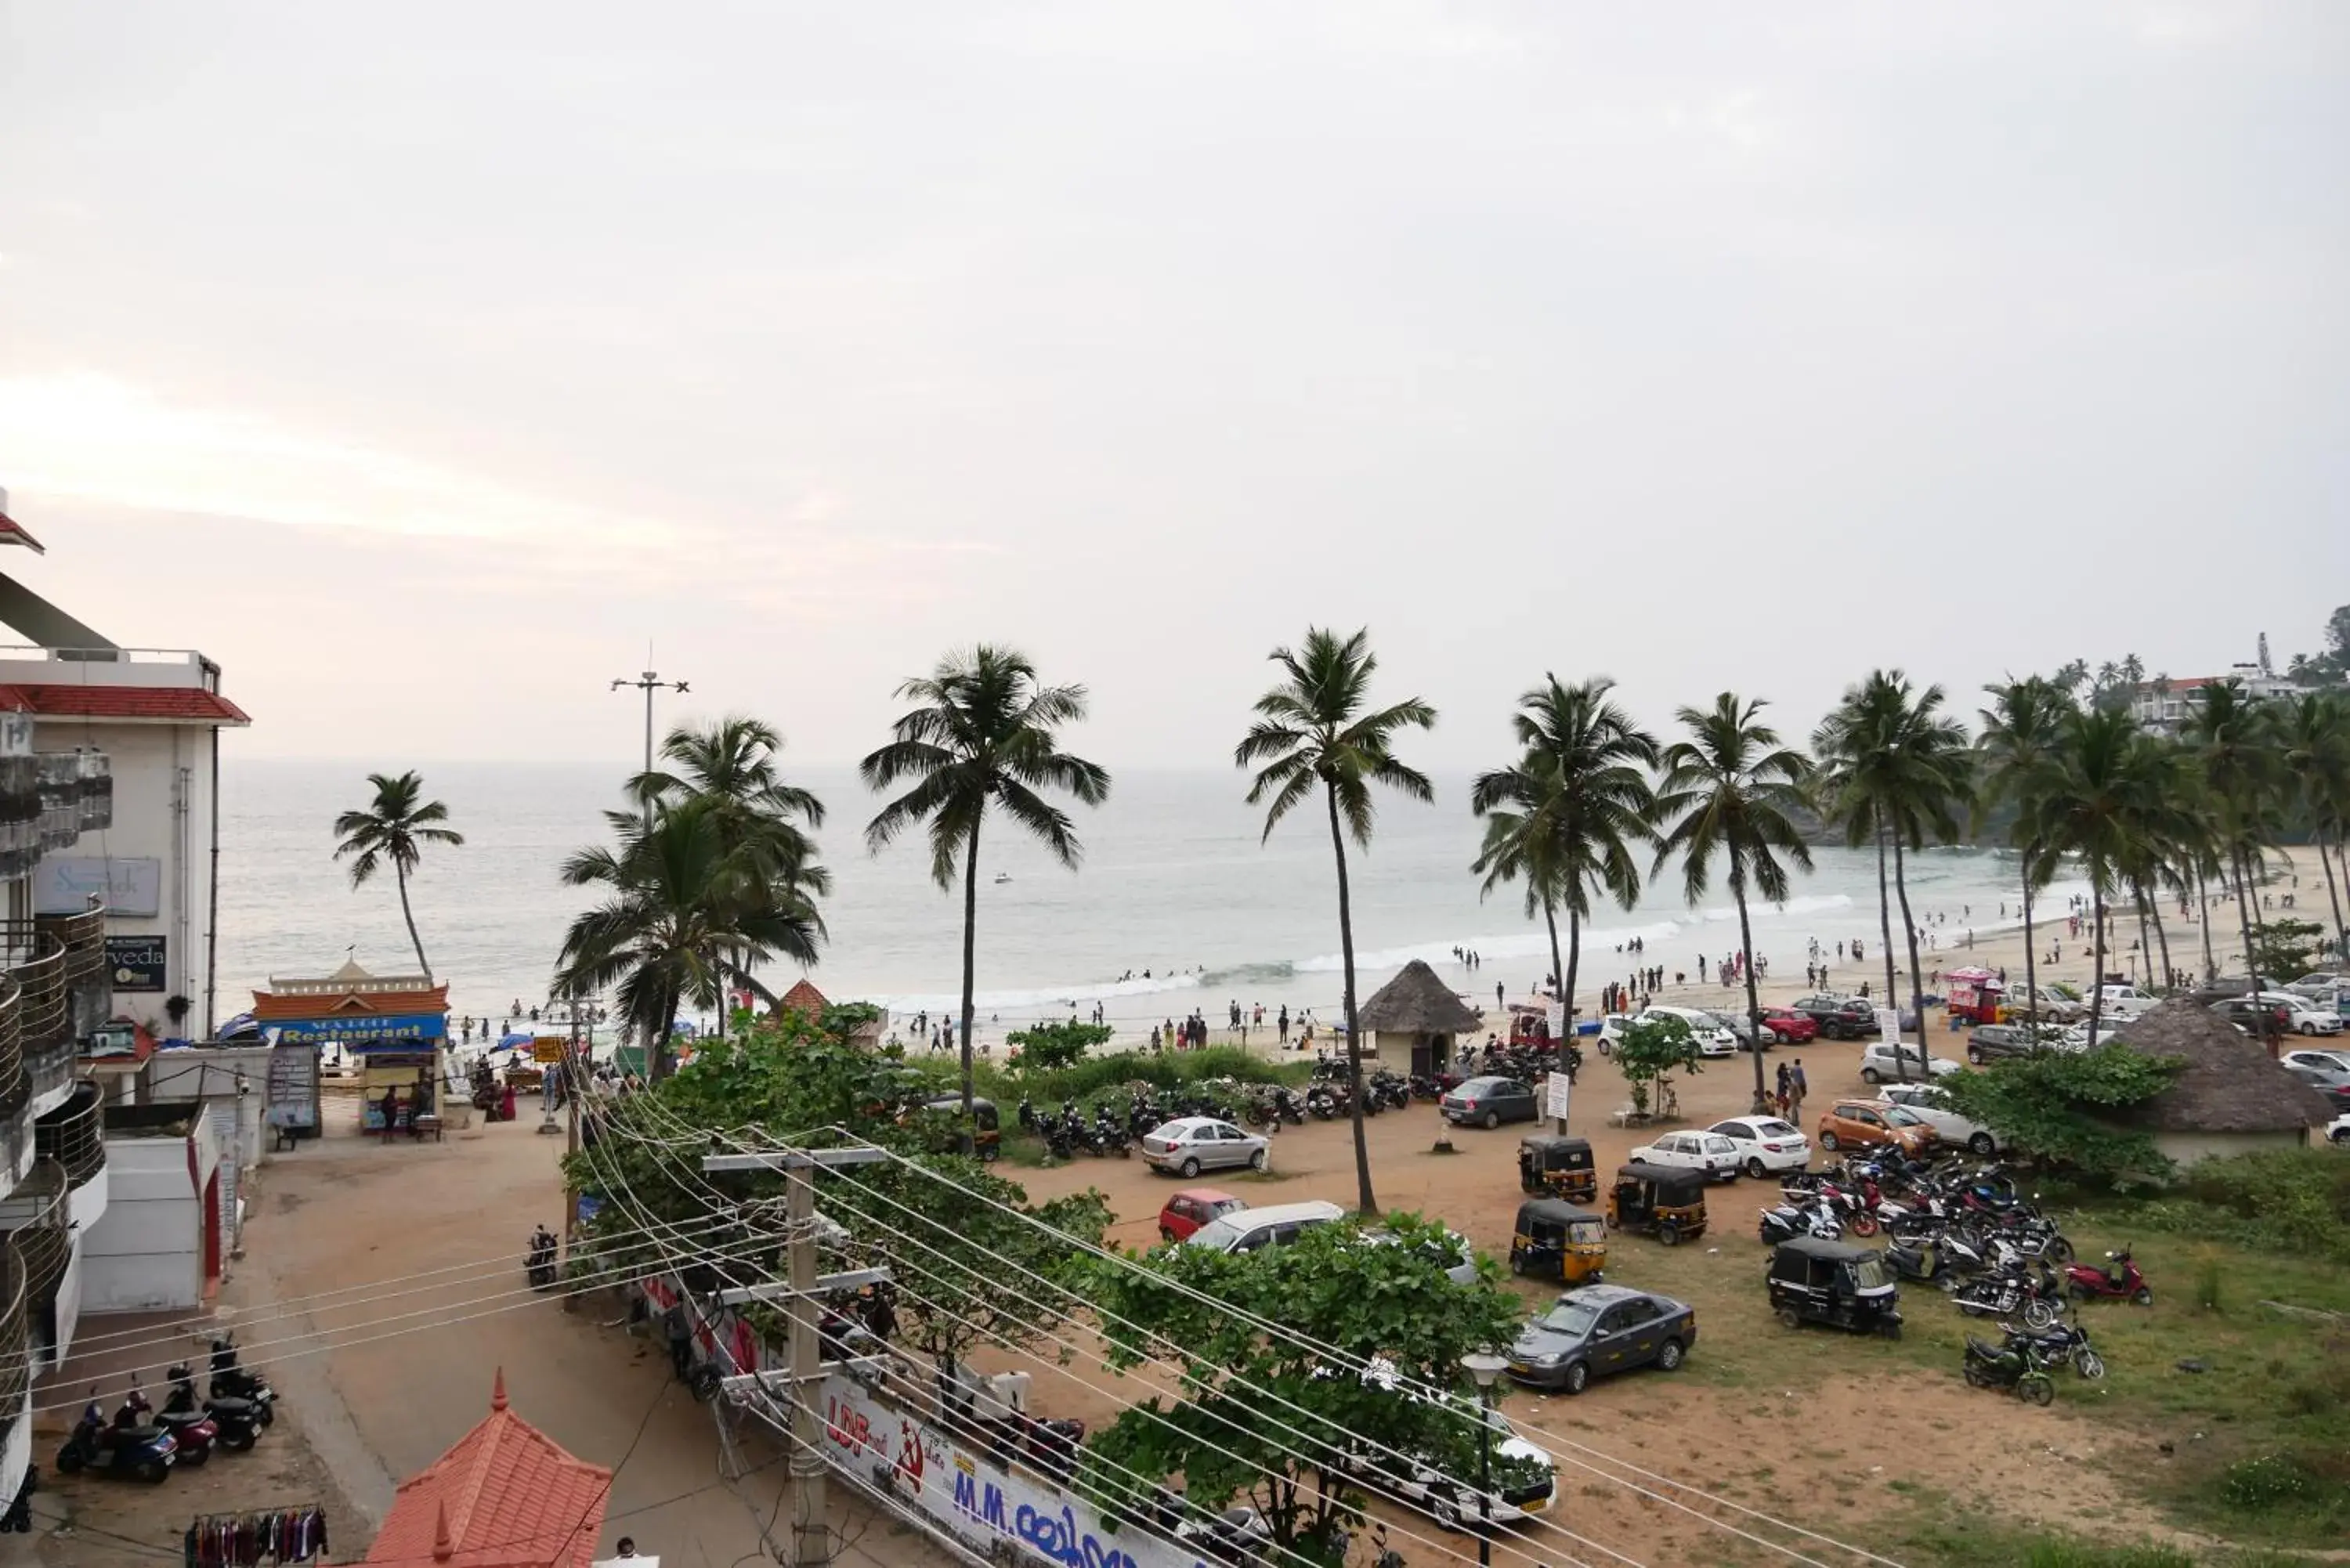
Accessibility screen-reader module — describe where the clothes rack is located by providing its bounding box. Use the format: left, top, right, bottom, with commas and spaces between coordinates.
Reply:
185, 1504, 329, 1566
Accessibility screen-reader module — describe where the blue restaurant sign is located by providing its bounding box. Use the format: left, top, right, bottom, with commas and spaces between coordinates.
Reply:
273, 1013, 448, 1045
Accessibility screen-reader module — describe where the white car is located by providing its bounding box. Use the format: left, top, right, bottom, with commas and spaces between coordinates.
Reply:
1597, 1009, 1737, 1058
2095, 985, 2163, 1021
2283, 1048, 2350, 1077
1857, 1043, 1961, 1083
2287, 972, 2345, 1000
1707, 1116, 1812, 1179
1629, 1130, 1743, 1182
1879, 1082, 2000, 1155
2251, 992, 2344, 1036
2330, 1112, 2350, 1146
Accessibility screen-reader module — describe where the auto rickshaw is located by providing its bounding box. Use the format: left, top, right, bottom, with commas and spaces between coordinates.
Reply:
1766, 1235, 1903, 1338
1603, 1162, 1708, 1247
919, 1096, 1002, 1162
1517, 1135, 1597, 1204
1508, 1199, 1608, 1285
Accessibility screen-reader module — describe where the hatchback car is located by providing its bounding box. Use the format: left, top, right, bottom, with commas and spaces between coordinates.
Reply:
1184, 1200, 1347, 1255
1965, 1023, 2043, 1064
2287, 972, 2347, 1003
2283, 1056, 2350, 1111
1157, 1187, 1246, 1242
1789, 995, 1880, 1040
2284, 1048, 2350, 1075
1879, 1082, 1998, 1154
1141, 1117, 1269, 1178
1816, 1099, 1934, 1156
1708, 1115, 1812, 1179
2330, 1111, 2350, 1145
1628, 1129, 1743, 1183
1758, 1007, 1819, 1045
1506, 1285, 1697, 1394
1440, 1075, 1539, 1128
1858, 1043, 1961, 1083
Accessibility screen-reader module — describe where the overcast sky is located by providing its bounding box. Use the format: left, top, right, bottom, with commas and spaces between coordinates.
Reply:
3, 2, 2345, 771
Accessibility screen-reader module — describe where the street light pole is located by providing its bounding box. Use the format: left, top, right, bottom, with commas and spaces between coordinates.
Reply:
611, 668, 690, 779
1459, 1350, 1508, 1567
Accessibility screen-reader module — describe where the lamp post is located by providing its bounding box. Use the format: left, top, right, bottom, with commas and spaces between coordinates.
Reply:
611, 668, 690, 777
1459, 1351, 1508, 1566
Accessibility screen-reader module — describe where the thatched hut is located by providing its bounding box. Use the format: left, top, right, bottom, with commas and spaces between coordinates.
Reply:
1355, 959, 1484, 1075
2118, 1002, 2334, 1165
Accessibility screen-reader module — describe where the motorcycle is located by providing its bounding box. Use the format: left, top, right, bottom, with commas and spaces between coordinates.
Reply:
1304, 1086, 1342, 1122
2005, 1319, 2105, 1380
1091, 1110, 1131, 1158
208, 1336, 277, 1425
1953, 1266, 2063, 1330
1017, 1095, 1038, 1134
2063, 1246, 2153, 1306
164, 1366, 262, 1452
121, 1384, 213, 1467
1962, 1334, 2055, 1406
1757, 1198, 1842, 1246
55, 1400, 176, 1483
526, 1224, 559, 1290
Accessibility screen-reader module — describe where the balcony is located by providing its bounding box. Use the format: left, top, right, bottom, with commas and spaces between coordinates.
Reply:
34, 1082, 105, 1234
0, 1165, 73, 1375
35, 907, 109, 1047
0, 754, 33, 883
0, 937, 66, 1127
0, 975, 21, 1131
0, 1238, 27, 1473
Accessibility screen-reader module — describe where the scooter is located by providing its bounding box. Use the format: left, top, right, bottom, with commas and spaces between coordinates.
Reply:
164, 1367, 259, 1452
121, 1384, 213, 1467
2063, 1246, 2153, 1306
55, 1400, 176, 1483
1756, 1198, 1842, 1246
208, 1335, 278, 1425
526, 1224, 559, 1290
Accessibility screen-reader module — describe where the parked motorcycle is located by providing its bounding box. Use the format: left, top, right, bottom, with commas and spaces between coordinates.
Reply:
1953, 1266, 2064, 1330
121, 1384, 212, 1467
55, 1400, 175, 1483
164, 1366, 261, 1452
2004, 1319, 2105, 1380
1757, 1199, 1842, 1246
1962, 1334, 2055, 1406
526, 1224, 560, 1290
2063, 1247, 2153, 1306
208, 1336, 277, 1425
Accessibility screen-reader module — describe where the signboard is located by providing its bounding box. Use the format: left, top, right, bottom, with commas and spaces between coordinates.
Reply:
1545, 1002, 1567, 1040
1875, 1009, 1903, 1050
36, 856, 161, 917
1545, 1068, 1573, 1124
271, 1012, 448, 1044
533, 1039, 566, 1064
0, 714, 32, 757
105, 934, 168, 992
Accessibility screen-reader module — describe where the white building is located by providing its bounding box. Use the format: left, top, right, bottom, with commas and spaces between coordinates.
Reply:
2129, 663, 2307, 734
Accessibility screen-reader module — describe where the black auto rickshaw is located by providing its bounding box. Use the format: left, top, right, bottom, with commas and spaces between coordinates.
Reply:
920, 1097, 1001, 1162
1509, 1199, 1608, 1285
1603, 1162, 1708, 1247
1517, 1135, 1597, 1204
1766, 1235, 1902, 1338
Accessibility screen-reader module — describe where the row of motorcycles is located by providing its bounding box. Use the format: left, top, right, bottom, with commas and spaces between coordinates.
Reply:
56, 1335, 279, 1483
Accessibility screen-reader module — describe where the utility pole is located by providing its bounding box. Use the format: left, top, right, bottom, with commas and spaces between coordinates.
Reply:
611, 666, 690, 779
704, 1146, 891, 1568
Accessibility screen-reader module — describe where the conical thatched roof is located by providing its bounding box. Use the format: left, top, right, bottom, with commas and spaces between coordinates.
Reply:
1357, 959, 1482, 1035
2119, 1002, 2335, 1134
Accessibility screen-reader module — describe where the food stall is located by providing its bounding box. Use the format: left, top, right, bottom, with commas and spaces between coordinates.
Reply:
1943, 966, 2005, 1027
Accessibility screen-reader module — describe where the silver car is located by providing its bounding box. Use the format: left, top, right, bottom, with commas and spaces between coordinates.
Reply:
1141, 1116, 1269, 1178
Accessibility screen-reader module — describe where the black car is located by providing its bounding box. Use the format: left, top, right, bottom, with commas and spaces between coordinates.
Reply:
1788, 995, 1880, 1041
1440, 1075, 1539, 1129
1506, 1284, 1696, 1394
1965, 1024, 2041, 1064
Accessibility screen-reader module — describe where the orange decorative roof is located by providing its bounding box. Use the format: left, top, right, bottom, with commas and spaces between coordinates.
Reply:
365, 1369, 611, 1568
776, 978, 830, 1016
0, 486, 43, 553
0, 683, 248, 724
252, 981, 450, 1021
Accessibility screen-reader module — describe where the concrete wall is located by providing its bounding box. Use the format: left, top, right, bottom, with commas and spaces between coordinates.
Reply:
2152, 1128, 2309, 1166
143, 1048, 269, 1186
80, 1117, 222, 1313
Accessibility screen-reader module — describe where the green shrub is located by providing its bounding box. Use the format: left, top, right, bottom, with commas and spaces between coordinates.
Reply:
2221, 1454, 2316, 1510
2123, 1149, 2350, 1263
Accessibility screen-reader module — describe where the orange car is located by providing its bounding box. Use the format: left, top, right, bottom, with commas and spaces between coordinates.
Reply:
1816, 1099, 1935, 1157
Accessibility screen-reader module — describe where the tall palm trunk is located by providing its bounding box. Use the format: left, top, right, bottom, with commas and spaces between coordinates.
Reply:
2019, 848, 2040, 1035
2318, 835, 2346, 964
958, 826, 982, 1122
2194, 865, 2217, 979
1874, 821, 1899, 1010
1733, 881, 1768, 1115
1542, 899, 1569, 1133
394, 863, 432, 980
1325, 783, 1377, 1216
1564, 905, 1583, 1029
2084, 887, 2107, 1046
2131, 883, 2155, 989
2149, 891, 2175, 992
2227, 845, 2270, 1051
1891, 838, 1928, 1082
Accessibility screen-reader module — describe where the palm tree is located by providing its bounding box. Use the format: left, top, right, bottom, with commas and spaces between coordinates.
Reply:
1653, 694, 1813, 1114
2022, 707, 2160, 1047
862, 648, 1109, 1121
1237, 628, 1435, 1216
332, 771, 465, 980
2182, 681, 2283, 998
554, 797, 824, 1079
2280, 692, 2350, 962
1813, 672, 1973, 1079
1976, 676, 2074, 1029
1470, 677, 1659, 1046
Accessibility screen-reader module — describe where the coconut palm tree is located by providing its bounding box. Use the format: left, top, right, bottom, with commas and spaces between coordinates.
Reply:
862, 647, 1109, 1121
1976, 676, 2074, 1029
2022, 706, 2161, 1047
1237, 627, 1435, 1216
332, 771, 465, 980
2182, 680, 2283, 995
554, 796, 824, 1079
2280, 691, 2350, 961
1470, 677, 1658, 1038
1653, 694, 1813, 1114
1813, 672, 1974, 1079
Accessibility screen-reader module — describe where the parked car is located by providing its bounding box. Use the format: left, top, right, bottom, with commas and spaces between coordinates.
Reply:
1440, 1075, 1541, 1128
1879, 1082, 1999, 1154
1184, 1200, 1347, 1255
1628, 1129, 1743, 1183
2208, 996, 2293, 1037
1334, 1358, 1558, 1526
1157, 1188, 1246, 1243
1141, 1117, 1269, 1178
2284, 1048, 2350, 1075
2330, 1112, 2350, 1145
1816, 1098, 1934, 1156
2283, 1055, 2350, 1111
2008, 985, 2085, 1023
2096, 985, 2164, 1021
1857, 1043, 1961, 1083
1599, 1010, 1736, 1057
1788, 995, 1881, 1040
2287, 972, 2347, 1003
2251, 992, 2344, 1036
1707, 1115, 1813, 1179
1359, 1226, 1479, 1285
1506, 1285, 1697, 1394
1757, 1007, 1818, 1045
1966, 1023, 2049, 1064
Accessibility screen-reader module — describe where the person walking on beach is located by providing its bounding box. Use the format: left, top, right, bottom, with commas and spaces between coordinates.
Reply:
1774, 1061, 1791, 1115
1496, 981, 1506, 1012
1788, 1059, 1807, 1116
1278, 1005, 1290, 1045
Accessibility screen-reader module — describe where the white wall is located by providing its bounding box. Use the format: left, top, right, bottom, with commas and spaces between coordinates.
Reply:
80, 1120, 222, 1313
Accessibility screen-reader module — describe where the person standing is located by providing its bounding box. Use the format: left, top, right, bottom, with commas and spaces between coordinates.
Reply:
1788, 1058, 1808, 1116
1278, 1005, 1290, 1045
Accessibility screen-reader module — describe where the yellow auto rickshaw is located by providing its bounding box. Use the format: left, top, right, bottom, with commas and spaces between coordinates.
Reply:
1603, 1161, 1708, 1247
1517, 1135, 1597, 1204
1508, 1198, 1607, 1285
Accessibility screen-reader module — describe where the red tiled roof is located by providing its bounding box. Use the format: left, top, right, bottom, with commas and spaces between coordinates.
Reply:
0, 683, 250, 724
776, 978, 830, 1015
0, 511, 43, 554
251, 983, 449, 1021
365, 1371, 611, 1568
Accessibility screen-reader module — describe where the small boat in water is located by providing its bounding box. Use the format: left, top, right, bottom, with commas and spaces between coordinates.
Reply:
994, 873, 1013, 884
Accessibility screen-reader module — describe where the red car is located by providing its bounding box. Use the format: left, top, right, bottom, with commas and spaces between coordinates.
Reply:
1157, 1188, 1246, 1243
1759, 1007, 1817, 1045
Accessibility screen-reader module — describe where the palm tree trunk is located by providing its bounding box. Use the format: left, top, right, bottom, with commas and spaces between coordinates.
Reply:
2019, 847, 2039, 1035
2131, 883, 2156, 989
1325, 782, 1377, 1216
394, 863, 432, 980
2318, 833, 2347, 966
2084, 885, 2107, 1046
1542, 898, 1567, 1133
2228, 846, 2270, 1051
959, 825, 982, 1122
1733, 883, 1767, 1115
2195, 865, 2217, 979
2150, 889, 2175, 992
1564, 905, 1583, 1030
1874, 821, 1899, 1011
652, 978, 682, 1082
1891, 837, 1928, 1082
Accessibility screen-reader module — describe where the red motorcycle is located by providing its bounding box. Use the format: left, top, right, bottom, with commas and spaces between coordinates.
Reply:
2063, 1245, 2152, 1306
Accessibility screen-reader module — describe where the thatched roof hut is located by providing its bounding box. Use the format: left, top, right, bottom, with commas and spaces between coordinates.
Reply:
2117, 1001, 2334, 1162
1356, 960, 1483, 1073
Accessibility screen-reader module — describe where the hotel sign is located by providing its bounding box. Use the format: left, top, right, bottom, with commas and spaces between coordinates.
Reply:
36, 857, 162, 917
105, 935, 168, 992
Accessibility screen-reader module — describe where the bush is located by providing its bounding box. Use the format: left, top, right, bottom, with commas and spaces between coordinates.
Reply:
954, 1046, 1307, 1110
2221, 1454, 2316, 1510
2124, 1149, 2350, 1264
1003, 1019, 1113, 1073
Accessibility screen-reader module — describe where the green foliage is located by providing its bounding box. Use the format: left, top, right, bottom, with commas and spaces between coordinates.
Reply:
1004, 1018, 1115, 1073
2247, 918, 2323, 981
2117, 1148, 2350, 1264
1611, 1013, 1702, 1117
2221, 1454, 2319, 1510
1931, 1042, 2182, 1180
819, 1000, 883, 1036
1082, 1211, 1523, 1563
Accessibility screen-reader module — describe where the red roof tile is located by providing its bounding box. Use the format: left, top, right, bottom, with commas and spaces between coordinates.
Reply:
776, 978, 830, 1016
366, 1371, 611, 1568
0, 683, 249, 724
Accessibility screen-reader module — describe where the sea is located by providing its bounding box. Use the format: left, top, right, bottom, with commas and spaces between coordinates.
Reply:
215, 762, 2090, 1043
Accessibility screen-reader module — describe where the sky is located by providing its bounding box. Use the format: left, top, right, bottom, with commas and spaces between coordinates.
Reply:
2, 2, 2346, 771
